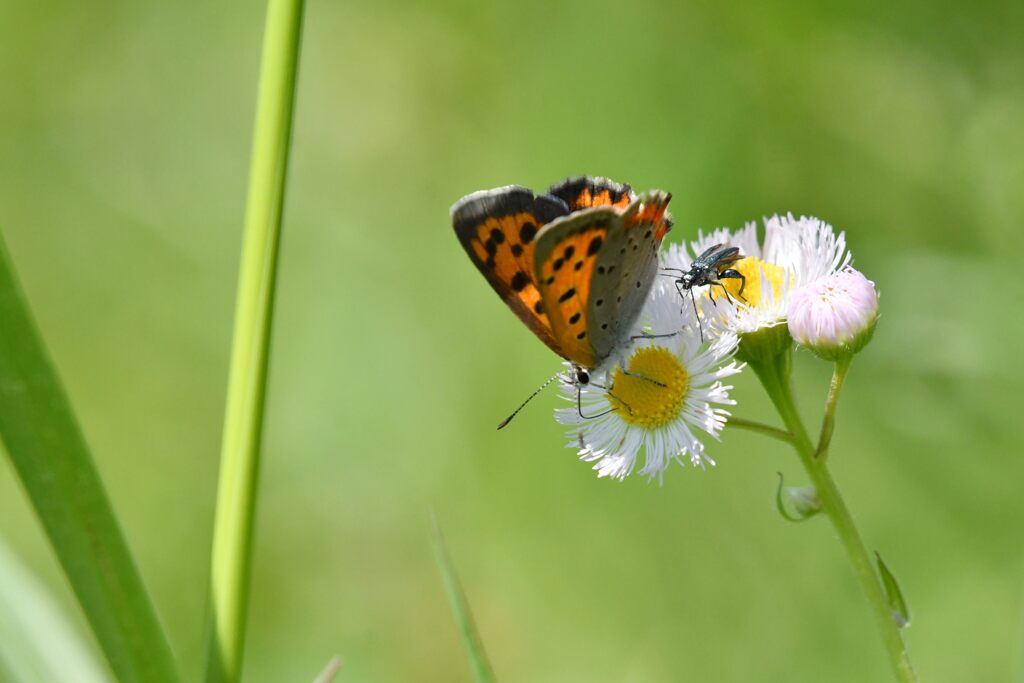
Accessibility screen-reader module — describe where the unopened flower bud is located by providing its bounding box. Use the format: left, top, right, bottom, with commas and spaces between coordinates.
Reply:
788, 267, 878, 360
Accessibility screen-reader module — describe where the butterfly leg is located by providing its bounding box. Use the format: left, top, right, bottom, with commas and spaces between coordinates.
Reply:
618, 363, 668, 388
630, 330, 680, 342
576, 383, 627, 421
719, 269, 747, 301
591, 382, 633, 415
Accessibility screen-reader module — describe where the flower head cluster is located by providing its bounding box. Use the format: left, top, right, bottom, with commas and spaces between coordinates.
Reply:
664, 215, 850, 355
553, 213, 877, 481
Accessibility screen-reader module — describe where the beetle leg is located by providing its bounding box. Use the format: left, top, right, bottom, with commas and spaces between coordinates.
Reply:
710, 281, 736, 305
719, 269, 747, 301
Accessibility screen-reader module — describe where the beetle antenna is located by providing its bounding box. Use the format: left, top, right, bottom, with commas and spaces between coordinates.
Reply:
497, 371, 564, 430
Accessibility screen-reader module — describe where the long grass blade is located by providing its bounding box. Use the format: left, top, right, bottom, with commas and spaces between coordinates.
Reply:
431, 518, 497, 683
0, 232, 178, 682
202, 0, 306, 680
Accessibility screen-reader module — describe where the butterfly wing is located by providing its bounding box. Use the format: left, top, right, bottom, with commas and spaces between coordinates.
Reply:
585, 191, 673, 364
548, 176, 634, 211
451, 186, 572, 358
531, 207, 618, 369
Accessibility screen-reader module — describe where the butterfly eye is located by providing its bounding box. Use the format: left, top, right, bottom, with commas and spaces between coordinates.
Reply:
576, 369, 590, 385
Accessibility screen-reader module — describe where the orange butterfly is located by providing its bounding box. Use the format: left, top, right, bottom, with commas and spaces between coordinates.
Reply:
451, 176, 672, 426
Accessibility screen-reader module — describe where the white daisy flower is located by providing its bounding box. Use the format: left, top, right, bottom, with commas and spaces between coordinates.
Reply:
664, 214, 851, 340
555, 280, 743, 482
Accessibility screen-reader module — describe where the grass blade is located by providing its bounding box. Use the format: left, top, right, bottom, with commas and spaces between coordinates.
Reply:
202, 0, 306, 680
431, 518, 497, 683
0, 232, 178, 682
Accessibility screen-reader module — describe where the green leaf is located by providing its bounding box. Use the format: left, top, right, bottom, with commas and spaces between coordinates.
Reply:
0, 232, 178, 682
0, 537, 110, 683
876, 552, 911, 628
774, 472, 822, 523
431, 517, 497, 683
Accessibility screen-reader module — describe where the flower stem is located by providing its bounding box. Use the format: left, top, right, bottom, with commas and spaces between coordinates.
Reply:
728, 417, 794, 444
750, 355, 916, 683
815, 355, 852, 462
203, 0, 305, 681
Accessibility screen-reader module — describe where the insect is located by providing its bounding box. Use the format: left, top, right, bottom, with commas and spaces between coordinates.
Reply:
666, 243, 746, 341
451, 176, 673, 428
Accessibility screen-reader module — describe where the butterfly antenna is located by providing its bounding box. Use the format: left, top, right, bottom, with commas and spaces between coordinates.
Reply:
497, 372, 564, 430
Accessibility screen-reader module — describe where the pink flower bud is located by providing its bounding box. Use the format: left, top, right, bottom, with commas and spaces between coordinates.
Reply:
788, 267, 878, 360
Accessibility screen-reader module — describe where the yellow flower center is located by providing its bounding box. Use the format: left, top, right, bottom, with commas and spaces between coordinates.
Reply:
711, 256, 785, 305
606, 346, 689, 428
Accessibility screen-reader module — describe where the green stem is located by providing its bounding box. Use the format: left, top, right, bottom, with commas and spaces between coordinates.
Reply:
728, 417, 793, 444
0, 233, 178, 683
750, 356, 916, 683
203, 1, 305, 681
815, 356, 852, 462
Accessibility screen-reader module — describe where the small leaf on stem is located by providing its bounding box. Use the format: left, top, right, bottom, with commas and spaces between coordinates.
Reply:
876, 552, 911, 628
775, 472, 822, 523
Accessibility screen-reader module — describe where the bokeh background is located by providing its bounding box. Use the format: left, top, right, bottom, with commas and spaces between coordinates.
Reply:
2, 0, 1023, 681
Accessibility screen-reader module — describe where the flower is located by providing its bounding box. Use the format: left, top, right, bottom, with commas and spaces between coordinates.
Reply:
556, 280, 743, 481
788, 267, 879, 360
663, 214, 851, 362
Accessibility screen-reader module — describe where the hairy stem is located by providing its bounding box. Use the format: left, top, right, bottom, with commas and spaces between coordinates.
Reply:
750, 355, 916, 683
815, 355, 852, 461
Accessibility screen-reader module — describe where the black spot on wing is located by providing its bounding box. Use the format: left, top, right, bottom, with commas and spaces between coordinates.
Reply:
519, 222, 537, 244
451, 185, 569, 246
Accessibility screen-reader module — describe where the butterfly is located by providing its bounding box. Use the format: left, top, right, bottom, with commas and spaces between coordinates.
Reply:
451, 176, 673, 427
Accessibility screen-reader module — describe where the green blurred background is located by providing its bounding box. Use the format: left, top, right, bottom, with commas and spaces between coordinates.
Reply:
2, 0, 1023, 681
